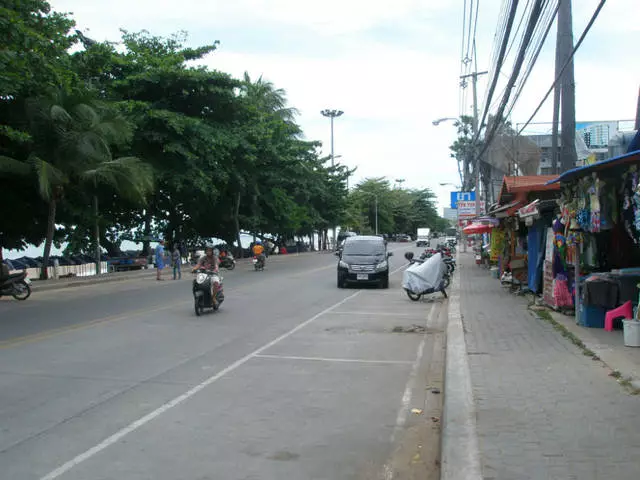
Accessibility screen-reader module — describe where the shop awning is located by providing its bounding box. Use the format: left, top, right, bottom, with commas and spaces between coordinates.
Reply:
546, 149, 640, 185
489, 200, 522, 218
463, 223, 494, 235
463, 222, 495, 235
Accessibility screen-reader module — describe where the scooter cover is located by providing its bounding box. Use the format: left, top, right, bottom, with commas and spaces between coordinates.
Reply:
402, 253, 447, 293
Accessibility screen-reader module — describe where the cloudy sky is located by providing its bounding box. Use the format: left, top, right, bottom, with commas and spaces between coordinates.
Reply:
51, 0, 638, 213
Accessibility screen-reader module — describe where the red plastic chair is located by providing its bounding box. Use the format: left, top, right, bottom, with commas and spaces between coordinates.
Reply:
604, 301, 633, 331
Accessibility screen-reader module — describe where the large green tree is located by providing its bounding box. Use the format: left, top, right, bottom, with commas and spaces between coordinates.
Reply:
0, 0, 77, 260
0, 90, 152, 277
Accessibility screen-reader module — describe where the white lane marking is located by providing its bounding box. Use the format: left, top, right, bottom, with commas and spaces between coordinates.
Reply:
390, 264, 407, 275
254, 354, 413, 365
330, 311, 423, 317
389, 302, 435, 444
39, 291, 362, 480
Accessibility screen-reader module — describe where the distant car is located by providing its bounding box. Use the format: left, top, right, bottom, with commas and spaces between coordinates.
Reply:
336, 235, 392, 289
397, 234, 410, 243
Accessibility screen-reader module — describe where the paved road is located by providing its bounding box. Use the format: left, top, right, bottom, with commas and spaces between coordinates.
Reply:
0, 244, 445, 480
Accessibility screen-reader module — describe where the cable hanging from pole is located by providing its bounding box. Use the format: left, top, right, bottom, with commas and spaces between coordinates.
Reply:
476, 0, 545, 160
475, 0, 521, 143
517, 0, 608, 135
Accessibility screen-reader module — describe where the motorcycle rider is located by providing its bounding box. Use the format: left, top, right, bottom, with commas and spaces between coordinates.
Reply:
252, 240, 266, 267
192, 245, 220, 305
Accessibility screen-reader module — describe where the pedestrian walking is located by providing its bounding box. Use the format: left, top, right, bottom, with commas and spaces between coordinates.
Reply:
155, 240, 165, 281
172, 245, 182, 280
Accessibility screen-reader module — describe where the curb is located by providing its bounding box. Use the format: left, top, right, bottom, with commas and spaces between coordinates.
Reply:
441, 256, 482, 480
32, 270, 156, 292
29, 252, 318, 293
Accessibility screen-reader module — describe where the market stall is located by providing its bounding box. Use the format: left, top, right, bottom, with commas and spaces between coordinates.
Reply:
547, 149, 640, 343
488, 176, 561, 291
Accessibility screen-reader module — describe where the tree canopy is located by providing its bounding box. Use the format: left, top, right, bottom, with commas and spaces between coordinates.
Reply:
0, 1, 445, 272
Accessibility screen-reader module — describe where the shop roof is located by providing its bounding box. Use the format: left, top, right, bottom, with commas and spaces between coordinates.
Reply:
498, 175, 560, 204
546, 149, 640, 185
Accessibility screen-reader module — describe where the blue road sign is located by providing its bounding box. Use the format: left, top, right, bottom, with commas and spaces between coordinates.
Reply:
450, 191, 475, 209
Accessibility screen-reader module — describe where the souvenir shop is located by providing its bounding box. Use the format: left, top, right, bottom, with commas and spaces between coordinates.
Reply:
547, 149, 640, 339
484, 176, 561, 293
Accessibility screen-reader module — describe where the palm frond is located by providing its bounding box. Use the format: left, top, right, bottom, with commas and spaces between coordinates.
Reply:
72, 103, 100, 128
28, 155, 67, 200
0, 156, 31, 176
82, 157, 154, 202
49, 104, 73, 125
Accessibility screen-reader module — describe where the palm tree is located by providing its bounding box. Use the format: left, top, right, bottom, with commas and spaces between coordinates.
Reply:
0, 89, 153, 278
240, 72, 299, 122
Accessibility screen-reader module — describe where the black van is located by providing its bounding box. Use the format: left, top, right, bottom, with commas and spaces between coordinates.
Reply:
336, 235, 392, 289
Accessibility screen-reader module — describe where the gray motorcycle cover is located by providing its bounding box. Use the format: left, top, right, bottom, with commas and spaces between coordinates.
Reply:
402, 253, 447, 293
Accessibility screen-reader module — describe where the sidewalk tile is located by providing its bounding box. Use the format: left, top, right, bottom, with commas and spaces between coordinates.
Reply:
458, 253, 640, 480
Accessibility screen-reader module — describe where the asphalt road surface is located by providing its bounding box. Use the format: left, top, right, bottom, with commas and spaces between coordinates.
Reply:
0, 243, 446, 480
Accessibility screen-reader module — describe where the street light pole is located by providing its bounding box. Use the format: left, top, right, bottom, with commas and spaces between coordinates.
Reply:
321, 109, 344, 168
321, 109, 344, 249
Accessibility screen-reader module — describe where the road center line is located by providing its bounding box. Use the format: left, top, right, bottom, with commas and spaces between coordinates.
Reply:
38, 290, 362, 480
254, 354, 413, 365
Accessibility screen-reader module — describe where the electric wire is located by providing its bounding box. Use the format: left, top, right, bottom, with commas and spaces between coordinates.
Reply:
476, 0, 545, 158
517, 0, 608, 135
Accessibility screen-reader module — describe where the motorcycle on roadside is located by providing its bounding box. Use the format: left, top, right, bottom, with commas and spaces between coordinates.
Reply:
0, 269, 32, 301
402, 251, 450, 300
219, 252, 236, 270
192, 268, 224, 316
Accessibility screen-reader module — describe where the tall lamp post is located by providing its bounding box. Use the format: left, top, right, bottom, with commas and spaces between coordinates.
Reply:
321, 109, 344, 249
321, 109, 344, 168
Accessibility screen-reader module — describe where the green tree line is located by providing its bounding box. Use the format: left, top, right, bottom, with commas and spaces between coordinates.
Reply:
0, 1, 443, 278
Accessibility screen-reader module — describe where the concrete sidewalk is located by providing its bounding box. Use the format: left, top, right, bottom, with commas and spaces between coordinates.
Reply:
446, 252, 640, 480
549, 310, 640, 389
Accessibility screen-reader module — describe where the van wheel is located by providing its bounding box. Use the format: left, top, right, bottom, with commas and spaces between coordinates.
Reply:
380, 275, 389, 289
337, 276, 345, 288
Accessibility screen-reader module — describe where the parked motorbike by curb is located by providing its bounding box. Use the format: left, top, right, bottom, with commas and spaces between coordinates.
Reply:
192, 269, 224, 316
403, 251, 449, 300
219, 253, 236, 270
0, 270, 32, 301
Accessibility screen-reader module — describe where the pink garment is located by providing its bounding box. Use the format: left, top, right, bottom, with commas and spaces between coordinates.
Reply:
553, 279, 573, 307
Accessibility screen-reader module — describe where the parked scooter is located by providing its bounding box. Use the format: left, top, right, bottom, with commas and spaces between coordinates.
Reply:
192, 268, 224, 315
403, 251, 450, 293
0, 270, 32, 301
219, 252, 236, 270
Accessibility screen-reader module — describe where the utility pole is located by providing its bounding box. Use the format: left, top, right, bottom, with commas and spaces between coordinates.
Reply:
558, 0, 577, 173
551, 25, 562, 174
460, 70, 488, 217
635, 85, 640, 130
321, 109, 344, 249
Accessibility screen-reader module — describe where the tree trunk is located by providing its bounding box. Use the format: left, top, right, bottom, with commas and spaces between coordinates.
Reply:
41, 198, 57, 280
94, 194, 101, 276
141, 208, 152, 255
234, 191, 243, 258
